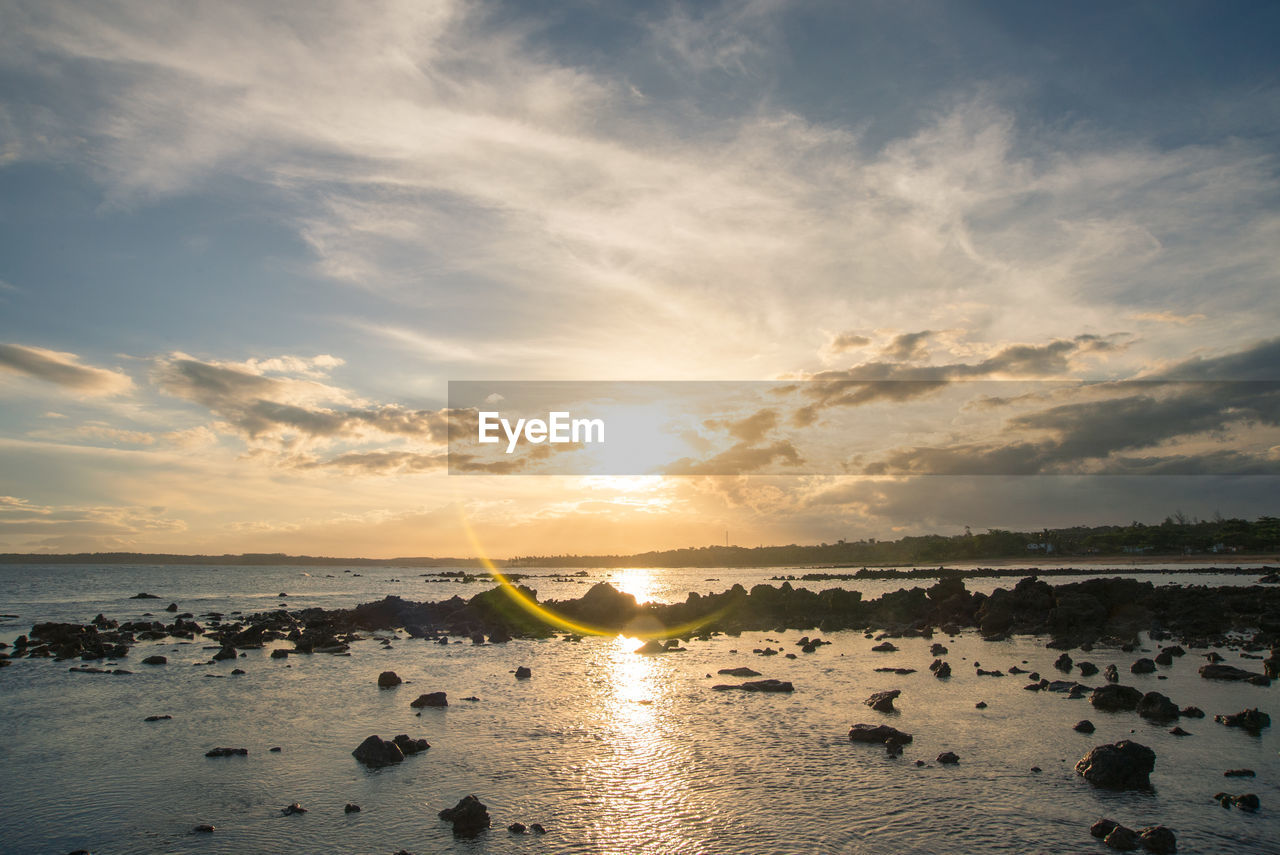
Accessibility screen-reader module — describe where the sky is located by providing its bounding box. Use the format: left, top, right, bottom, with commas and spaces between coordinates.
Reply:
0, 0, 1277, 557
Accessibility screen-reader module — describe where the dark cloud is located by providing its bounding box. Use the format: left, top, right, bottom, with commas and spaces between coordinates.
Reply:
0, 343, 132, 394
704, 408, 779, 443
664, 439, 802, 475
1151, 337, 1280, 381
829, 332, 871, 352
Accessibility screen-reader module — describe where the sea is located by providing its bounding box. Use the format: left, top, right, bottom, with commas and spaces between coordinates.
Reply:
1, 561, 1277, 854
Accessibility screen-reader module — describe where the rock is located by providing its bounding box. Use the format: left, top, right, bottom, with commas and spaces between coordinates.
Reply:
1215, 792, 1260, 811
865, 690, 901, 713
438, 794, 491, 836
1137, 826, 1176, 854
711, 679, 793, 692
1223, 769, 1255, 777
1105, 825, 1139, 851
509, 822, 527, 833
936, 751, 959, 764
1077, 661, 1099, 677
1199, 663, 1270, 685
211, 646, 237, 661
165, 603, 178, 612
205, 747, 247, 757
281, 803, 307, 815
717, 667, 761, 677
193, 824, 215, 833
1180, 706, 1205, 718
141, 655, 167, 665
1104, 664, 1119, 682
1214, 708, 1270, 733
975, 701, 987, 709
1091, 684, 1143, 712
345, 803, 361, 813
1131, 658, 1156, 674
130, 593, 160, 599
410, 692, 448, 708
930, 643, 948, 655
530, 823, 546, 834
269, 746, 281, 752
515, 666, 531, 680
1075, 740, 1156, 790
931, 659, 952, 678
144, 714, 171, 722
270, 649, 290, 659
1054, 652, 1073, 672
352, 735, 404, 767
392, 734, 429, 755
1168, 726, 1191, 736
378, 670, 402, 688
848, 724, 913, 745
230, 668, 245, 675
871, 641, 898, 652
1074, 720, 1096, 733
1091, 818, 1119, 839
1154, 649, 1173, 667
1136, 692, 1180, 722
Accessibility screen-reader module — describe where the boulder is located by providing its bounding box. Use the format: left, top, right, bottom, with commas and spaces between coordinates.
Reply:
1154, 649, 1173, 667
1199, 664, 1270, 686
1214, 708, 1270, 733
345, 804, 361, 813
1091, 684, 1143, 712
270, 649, 290, 659
1104, 664, 1119, 682
143, 714, 171, 722
1074, 720, 1096, 734
1074, 740, 1156, 790
211, 646, 237, 661
1223, 769, 1255, 777
410, 692, 448, 708
871, 641, 898, 652
377, 671, 402, 688
515, 666, 532, 680
1214, 792, 1260, 811
1180, 706, 1205, 718
717, 667, 761, 677
1136, 692, 1180, 722
1054, 652, 1073, 672
848, 724, 913, 745
439, 794, 491, 836
1137, 825, 1176, 854
1131, 658, 1156, 674
352, 735, 404, 767
1104, 825, 1139, 851
864, 690, 901, 713
1091, 818, 1120, 838
392, 734, 430, 755
936, 751, 959, 764
711, 679, 793, 692
1078, 661, 1099, 677
205, 747, 248, 757
141, 655, 167, 665
281, 803, 307, 815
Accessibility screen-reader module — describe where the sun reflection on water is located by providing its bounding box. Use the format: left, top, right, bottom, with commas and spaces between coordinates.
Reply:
613, 566, 658, 604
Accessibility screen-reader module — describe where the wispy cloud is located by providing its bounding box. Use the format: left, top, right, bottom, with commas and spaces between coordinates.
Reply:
0, 343, 133, 395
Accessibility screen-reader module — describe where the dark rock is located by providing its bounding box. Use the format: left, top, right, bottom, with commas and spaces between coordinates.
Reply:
871, 641, 898, 652
1214, 708, 1270, 733
717, 667, 762, 677
1091, 684, 1143, 712
1215, 792, 1260, 811
193, 824, 215, 833
1136, 692, 1180, 722
392, 734, 430, 755
509, 822, 527, 833
865, 690, 901, 713
144, 714, 171, 722
345, 803, 361, 813
281, 803, 307, 815
269, 746, 281, 752
1078, 661, 1099, 677
211, 646, 237, 661
1137, 826, 1176, 854
937, 751, 959, 764
1054, 652, 1073, 672
1075, 740, 1156, 790
975, 701, 987, 709
1131, 658, 1156, 674
1104, 664, 1119, 682
874, 667, 916, 674
931, 659, 951, 678
530, 823, 546, 834
1154, 649, 1173, 667
1075, 720, 1096, 734
270, 648, 290, 659
1105, 825, 1139, 851
352, 735, 404, 767
230, 668, 245, 675
410, 692, 448, 708
1168, 726, 1191, 736
515, 665, 532, 680
205, 747, 247, 757
130, 593, 160, 599
439, 794, 491, 836
378, 670, 402, 688
141, 655, 167, 665
1199, 663, 1270, 685
1224, 769, 1256, 777
930, 643, 948, 655
711, 679, 793, 692
1180, 706, 1204, 718
1090, 818, 1119, 839
848, 724, 913, 745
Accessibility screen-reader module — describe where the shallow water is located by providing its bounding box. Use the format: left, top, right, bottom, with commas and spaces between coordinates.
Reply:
1, 564, 1278, 854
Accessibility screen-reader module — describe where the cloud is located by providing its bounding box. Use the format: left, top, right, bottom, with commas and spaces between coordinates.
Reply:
664, 439, 802, 475
0, 343, 133, 395
704, 408, 779, 444
880, 330, 933, 362
1128, 310, 1206, 326
828, 332, 871, 353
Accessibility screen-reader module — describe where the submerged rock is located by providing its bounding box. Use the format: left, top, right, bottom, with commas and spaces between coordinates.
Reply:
377, 670, 402, 688
410, 692, 448, 708
352, 735, 404, 767
515, 666, 532, 680
1091, 684, 1143, 712
848, 724, 913, 745
1075, 740, 1155, 790
717, 667, 762, 677
1214, 708, 1270, 733
1138, 826, 1177, 854
1199, 664, 1270, 686
141, 655, 167, 665
936, 751, 959, 764
281, 803, 307, 815
864, 690, 901, 713
439, 794, 491, 836
1213, 792, 1260, 811
1136, 692, 1180, 722
871, 641, 898, 652
392, 734, 430, 755
1074, 720, 1096, 734
1131, 658, 1156, 674
711, 679, 793, 693
205, 747, 247, 757
344, 803, 361, 813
